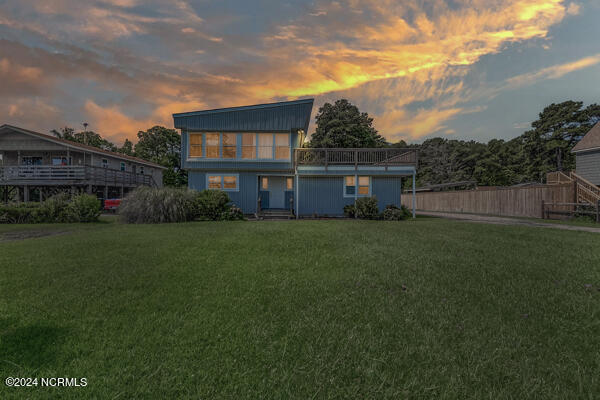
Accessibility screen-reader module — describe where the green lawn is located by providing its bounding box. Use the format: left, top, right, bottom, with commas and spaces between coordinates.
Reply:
1, 218, 599, 399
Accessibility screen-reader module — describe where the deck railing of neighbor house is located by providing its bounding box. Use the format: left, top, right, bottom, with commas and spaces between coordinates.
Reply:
294, 148, 418, 169
0, 165, 154, 186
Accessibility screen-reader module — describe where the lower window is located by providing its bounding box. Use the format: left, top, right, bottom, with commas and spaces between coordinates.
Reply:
345, 176, 370, 197
207, 174, 238, 191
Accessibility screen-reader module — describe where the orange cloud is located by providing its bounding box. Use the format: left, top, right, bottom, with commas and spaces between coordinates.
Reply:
505, 53, 600, 87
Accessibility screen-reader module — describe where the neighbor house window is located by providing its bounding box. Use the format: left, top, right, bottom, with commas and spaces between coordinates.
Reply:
207, 174, 238, 191
52, 157, 70, 166
344, 176, 356, 196
286, 177, 293, 190
189, 133, 203, 157
206, 133, 220, 158
275, 134, 290, 160
222, 133, 237, 159
120, 162, 126, 171
208, 175, 221, 189
140, 166, 144, 175
258, 134, 273, 159
261, 177, 269, 190
358, 176, 370, 195
242, 133, 256, 159
102, 159, 108, 168
22, 157, 43, 166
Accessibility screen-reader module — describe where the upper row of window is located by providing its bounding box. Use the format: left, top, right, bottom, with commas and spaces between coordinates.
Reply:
189, 133, 290, 160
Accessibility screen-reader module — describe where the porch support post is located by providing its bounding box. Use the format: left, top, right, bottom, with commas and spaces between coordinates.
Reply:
120, 185, 124, 198
295, 169, 299, 220
412, 172, 416, 219
104, 185, 109, 200
354, 173, 358, 219
23, 185, 29, 202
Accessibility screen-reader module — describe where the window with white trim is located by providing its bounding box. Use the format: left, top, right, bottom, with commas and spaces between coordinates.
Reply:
222, 133, 237, 159
206, 133, 220, 158
258, 134, 273, 159
102, 158, 108, 168
345, 176, 371, 196
207, 174, 238, 191
242, 133, 256, 159
275, 134, 290, 160
189, 133, 203, 157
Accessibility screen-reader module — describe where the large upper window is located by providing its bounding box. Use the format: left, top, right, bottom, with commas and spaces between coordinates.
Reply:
242, 134, 256, 159
258, 134, 273, 159
275, 134, 290, 160
206, 134, 220, 158
222, 134, 237, 159
189, 133, 203, 157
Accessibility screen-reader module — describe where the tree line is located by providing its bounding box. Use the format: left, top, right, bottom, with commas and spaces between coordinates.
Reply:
309, 99, 600, 187
53, 99, 600, 189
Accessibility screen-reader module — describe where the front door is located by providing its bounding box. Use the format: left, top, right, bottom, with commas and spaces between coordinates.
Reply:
260, 176, 286, 209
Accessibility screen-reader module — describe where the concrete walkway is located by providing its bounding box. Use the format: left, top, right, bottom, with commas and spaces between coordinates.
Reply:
418, 211, 600, 234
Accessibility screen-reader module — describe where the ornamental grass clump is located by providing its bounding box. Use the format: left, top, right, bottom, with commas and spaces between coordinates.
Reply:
118, 186, 197, 224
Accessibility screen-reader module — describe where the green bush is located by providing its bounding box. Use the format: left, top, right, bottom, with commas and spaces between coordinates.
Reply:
343, 204, 356, 218
355, 196, 379, 219
37, 193, 70, 223
119, 186, 197, 224
195, 190, 232, 221
0, 203, 42, 224
65, 194, 101, 223
382, 204, 411, 221
219, 205, 245, 221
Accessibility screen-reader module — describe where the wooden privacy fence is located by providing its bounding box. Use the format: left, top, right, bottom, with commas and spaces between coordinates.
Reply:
401, 183, 576, 219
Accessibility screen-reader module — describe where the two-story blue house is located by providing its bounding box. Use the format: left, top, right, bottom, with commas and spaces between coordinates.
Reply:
173, 99, 417, 218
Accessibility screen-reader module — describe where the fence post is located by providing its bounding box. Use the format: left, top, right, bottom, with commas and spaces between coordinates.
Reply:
541, 200, 545, 219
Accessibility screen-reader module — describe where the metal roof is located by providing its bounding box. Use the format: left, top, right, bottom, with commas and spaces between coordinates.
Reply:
173, 99, 314, 133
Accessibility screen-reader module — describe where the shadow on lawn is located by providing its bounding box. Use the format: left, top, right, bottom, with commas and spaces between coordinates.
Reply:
0, 319, 69, 372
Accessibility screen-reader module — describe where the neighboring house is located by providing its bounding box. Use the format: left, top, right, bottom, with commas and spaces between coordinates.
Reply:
0, 124, 165, 202
572, 122, 600, 185
173, 99, 418, 218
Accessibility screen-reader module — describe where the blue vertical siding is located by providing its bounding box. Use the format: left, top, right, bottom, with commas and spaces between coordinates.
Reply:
188, 171, 259, 213
298, 177, 354, 216
372, 177, 402, 210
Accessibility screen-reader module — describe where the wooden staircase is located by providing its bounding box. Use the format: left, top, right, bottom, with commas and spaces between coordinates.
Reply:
547, 171, 600, 206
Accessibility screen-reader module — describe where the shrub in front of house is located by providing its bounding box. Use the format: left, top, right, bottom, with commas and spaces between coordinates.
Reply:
65, 194, 101, 223
119, 186, 197, 224
382, 204, 411, 221
343, 204, 356, 218
0, 193, 101, 224
195, 190, 245, 221
354, 196, 379, 219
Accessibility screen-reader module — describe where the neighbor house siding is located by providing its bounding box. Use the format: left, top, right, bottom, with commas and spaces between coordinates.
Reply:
576, 150, 600, 185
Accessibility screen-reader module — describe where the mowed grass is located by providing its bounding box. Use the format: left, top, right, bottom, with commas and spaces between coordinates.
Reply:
1, 218, 599, 399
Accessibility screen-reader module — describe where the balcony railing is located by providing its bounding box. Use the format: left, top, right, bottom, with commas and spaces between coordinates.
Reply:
294, 148, 418, 169
0, 165, 154, 186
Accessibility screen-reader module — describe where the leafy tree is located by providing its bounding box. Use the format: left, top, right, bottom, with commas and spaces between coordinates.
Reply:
51, 126, 117, 152
309, 99, 386, 148
135, 126, 187, 187
119, 139, 134, 156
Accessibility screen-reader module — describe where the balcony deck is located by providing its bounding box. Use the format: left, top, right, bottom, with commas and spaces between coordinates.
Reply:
0, 165, 155, 187
294, 148, 418, 174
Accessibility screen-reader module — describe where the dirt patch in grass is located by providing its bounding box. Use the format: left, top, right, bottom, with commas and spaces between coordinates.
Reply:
0, 230, 70, 242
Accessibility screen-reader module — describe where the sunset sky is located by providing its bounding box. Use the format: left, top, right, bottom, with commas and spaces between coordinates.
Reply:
0, 0, 598, 145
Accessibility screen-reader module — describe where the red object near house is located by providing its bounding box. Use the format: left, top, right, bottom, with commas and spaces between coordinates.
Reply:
104, 199, 122, 212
